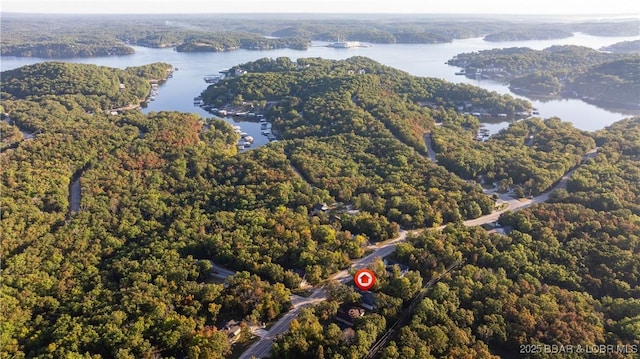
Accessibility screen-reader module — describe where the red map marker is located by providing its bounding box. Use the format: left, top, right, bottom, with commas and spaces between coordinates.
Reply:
354, 269, 376, 291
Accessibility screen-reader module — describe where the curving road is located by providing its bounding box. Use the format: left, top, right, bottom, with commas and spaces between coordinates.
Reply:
239, 148, 597, 358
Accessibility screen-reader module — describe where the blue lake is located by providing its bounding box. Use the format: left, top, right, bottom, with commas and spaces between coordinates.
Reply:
2, 32, 639, 137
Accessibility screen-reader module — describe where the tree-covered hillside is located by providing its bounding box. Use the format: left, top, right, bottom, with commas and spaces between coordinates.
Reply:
272, 118, 640, 359
2, 14, 639, 58
1, 62, 172, 112
567, 58, 640, 108
432, 116, 595, 196
448, 45, 640, 108
601, 40, 640, 54
202, 57, 530, 226
0, 57, 525, 357
2, 56, 637, 358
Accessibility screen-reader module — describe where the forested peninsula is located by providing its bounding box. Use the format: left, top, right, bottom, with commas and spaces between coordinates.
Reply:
1, 57, 638, 358
448, 45, 640, 109
601, 40, 640, 54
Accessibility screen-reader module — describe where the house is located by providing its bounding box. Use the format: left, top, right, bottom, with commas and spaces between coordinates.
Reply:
486, 224, 514, 235
312, 203, 330, 215
356, 289, 377, 311
221, 320, 242, 342
385, 264, 409, 278
493, 225, 514, 235
335, 304, 366, 326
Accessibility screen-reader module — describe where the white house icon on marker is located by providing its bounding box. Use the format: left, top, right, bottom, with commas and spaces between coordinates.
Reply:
359, 273, 370, 284
355, 269, 376, 290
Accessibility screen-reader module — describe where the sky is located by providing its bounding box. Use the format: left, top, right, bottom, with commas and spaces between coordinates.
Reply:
1, 0, 639, 15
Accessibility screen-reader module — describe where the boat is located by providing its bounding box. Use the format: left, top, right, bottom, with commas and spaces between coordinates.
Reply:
240, 132, 248, 138
244, 136, 254, 143
328, 41, 370, 48
455, 70, 466, 75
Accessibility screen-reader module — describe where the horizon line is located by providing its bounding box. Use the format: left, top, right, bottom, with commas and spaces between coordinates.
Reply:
2, 11, 639, 16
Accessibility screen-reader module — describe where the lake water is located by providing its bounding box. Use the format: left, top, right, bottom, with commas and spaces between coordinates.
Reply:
2, 32, 639, 138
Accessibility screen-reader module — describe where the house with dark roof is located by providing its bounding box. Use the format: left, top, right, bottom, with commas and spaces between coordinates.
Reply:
312, 203, 330, 215
356, 289, 377, 311
335, 303, 366, 326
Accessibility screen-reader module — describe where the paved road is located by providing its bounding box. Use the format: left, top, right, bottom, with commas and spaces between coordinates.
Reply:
239, 148, 597, 358
239, 289, 327, 359
69, 178, 81, 213
424, 133, 437, 163
239, 231, 408, 358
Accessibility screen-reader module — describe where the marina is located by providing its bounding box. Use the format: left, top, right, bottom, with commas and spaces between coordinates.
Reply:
204, 105, 278, 151
203, 74, 225, 83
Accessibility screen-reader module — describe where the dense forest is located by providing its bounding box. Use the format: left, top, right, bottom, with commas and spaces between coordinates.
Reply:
386, 117, 640, 358
483, 27, 574, 42
448, 45, 640, 108
432, 116, 595, 196
202, 57, 533, 226
1, 62, 173, 113
271, 118, 640, 358
601, 40, 640, 54
2, 54, 638, 359
0, 56, 523, 357
2, 14, 639, 58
